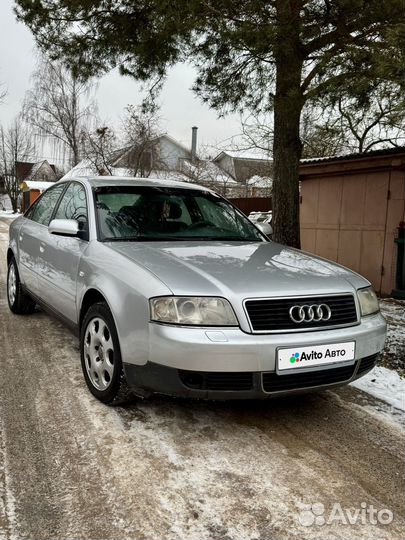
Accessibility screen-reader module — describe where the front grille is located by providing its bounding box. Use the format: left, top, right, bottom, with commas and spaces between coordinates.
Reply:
178, 370, 254, 391
357, 354, 379, 375
245, 294, 357, 332
262, 364, 355, 392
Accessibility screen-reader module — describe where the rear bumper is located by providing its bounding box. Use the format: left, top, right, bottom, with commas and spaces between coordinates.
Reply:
123, 353, 380, 400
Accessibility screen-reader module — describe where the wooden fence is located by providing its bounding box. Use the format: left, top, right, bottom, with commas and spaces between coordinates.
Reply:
229, 197, 272, 216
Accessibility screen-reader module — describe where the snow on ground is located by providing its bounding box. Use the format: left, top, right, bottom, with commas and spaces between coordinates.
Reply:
0, 211, 20, 220
380, 298, 405, 374
350, 298, 405, 420
351, 366, 405, 412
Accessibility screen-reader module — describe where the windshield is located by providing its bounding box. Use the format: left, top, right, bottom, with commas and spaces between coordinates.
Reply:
95, 186, 264, 242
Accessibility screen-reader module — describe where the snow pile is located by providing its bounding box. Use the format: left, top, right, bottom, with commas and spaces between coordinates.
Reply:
351, 366, 405, 412
380, 298, 405, 374
222, 149, 271, 160
247, 174, 273, 188
0, 210, 20, 220
0, 194, 12, 211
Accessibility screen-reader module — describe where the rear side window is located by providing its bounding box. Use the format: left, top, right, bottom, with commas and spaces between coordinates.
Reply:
54, 183, 88, 225
30, 184, 66, 226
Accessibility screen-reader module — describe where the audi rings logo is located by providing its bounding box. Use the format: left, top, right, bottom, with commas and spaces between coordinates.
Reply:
289, 304, 332, 324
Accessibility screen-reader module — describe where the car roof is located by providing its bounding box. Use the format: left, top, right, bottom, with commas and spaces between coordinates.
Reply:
58, 176, 213, 192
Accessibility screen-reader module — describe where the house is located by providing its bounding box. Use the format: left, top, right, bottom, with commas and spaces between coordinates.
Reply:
213, 149, 273, 196
179, 159, 237, 196
0, 160, 58, 212
111, 134, 193, 172
16, 160, 58, 184
61, 134, 195, 181
60, 129, 272, 197
61, 130, 238, 195
17, 160, 58, 211
299, 147, 405, 296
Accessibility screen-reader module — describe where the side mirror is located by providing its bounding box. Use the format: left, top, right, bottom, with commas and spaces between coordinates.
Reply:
49, 219, 80, 237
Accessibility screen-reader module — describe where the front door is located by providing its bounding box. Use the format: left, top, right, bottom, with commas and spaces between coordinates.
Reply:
18, 183, 66, 295
37, 182, 89, 324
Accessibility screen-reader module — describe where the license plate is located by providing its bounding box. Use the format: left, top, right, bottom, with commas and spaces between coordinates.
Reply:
277, 342, 355, 371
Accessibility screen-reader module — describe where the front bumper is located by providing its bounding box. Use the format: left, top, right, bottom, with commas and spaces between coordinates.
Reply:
146, 313, 386, 372
123, 313, 386, 399
124, 353, 380, 399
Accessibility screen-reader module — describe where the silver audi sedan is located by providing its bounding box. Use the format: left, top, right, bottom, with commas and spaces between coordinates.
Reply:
7, 177, 386, 403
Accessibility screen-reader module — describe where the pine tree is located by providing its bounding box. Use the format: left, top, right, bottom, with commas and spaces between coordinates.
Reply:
15, 0, 405, 246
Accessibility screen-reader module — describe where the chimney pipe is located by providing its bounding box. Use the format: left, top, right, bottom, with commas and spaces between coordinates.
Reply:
191, 126, 198, 163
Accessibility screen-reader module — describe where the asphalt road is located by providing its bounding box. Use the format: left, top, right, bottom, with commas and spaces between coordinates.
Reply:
0, 217, 404, 540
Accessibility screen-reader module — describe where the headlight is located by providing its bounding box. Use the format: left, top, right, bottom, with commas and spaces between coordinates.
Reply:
357, 287, 379, 316
150, 296, 238, 326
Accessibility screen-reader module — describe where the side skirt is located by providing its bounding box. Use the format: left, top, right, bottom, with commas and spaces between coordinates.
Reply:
21, 284, 79, 337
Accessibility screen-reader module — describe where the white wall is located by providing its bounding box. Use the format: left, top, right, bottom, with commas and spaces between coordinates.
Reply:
158, 137, 191, 170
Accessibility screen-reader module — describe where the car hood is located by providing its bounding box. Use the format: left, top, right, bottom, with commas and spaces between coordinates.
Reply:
106, 240, 368, 297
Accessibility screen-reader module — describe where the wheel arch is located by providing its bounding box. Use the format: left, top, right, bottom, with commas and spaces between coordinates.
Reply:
79, 288, 111, 328
7, 248, 15, 266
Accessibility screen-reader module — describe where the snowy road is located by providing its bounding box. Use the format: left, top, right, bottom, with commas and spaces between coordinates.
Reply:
0, 217, 404, 540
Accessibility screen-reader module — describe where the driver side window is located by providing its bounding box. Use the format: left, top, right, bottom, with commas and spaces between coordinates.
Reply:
54, 182, 88, 226
29, 184, 66, 226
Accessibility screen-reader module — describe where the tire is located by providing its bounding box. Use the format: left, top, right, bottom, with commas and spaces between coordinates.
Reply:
80, 302, 132, 404
7, 257, 36, 314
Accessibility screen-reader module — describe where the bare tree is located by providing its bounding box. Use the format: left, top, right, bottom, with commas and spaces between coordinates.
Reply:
300, 108, 348, 158
0, 115, 35, 212
243, 83, 405, 160
118, 105, 161, 177
23, 57, 96, 167
240, 113, 273, 156
0, 82, 6, 104
301, 85, 405, 158
81, 126, 117, 175
179, 143, 236, 196
334, 88, 405, 153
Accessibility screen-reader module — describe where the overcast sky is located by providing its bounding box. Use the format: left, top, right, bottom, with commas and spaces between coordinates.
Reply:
0, 0, 243, 162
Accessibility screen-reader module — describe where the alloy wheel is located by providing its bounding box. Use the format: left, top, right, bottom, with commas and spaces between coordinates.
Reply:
8, 264, 17, 306
83, 317, 115, 390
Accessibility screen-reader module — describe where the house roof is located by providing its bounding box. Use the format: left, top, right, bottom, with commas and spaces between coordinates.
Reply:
16, 160, 57, 181
247, 175, 273, 188
159, 134, 192, 157
110, 134, 193, 167
60, 159, 95, 179
16, 161, 35, 180
60, 158, 193, 183
213, 149, 272, 162
181, 159, 237, 185
20, 180, 55, 192
300, 146, 405, 165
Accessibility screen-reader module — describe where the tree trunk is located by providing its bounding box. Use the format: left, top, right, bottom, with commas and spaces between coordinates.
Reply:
10, 195, 18, 213
72, 139, 80, 166
272, 0, 304, 248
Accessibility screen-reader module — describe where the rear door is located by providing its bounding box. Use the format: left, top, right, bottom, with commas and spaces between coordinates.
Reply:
18, 184, 66, 295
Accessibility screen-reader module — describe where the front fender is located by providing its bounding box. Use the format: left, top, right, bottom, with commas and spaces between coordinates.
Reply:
8, 217, 25, 267
77, 242, 172, 366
